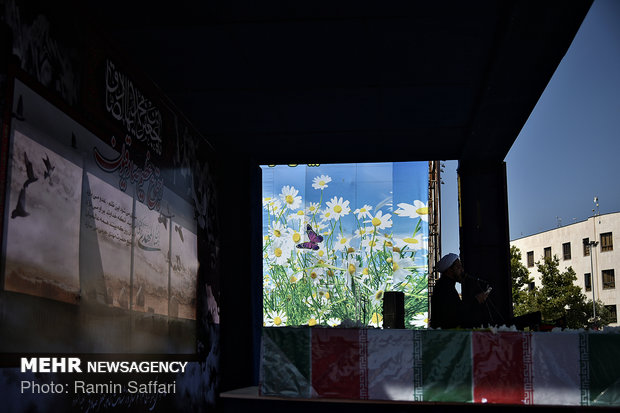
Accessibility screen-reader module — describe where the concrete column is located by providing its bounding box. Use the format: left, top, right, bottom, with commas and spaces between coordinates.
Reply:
458, 160, 512, 326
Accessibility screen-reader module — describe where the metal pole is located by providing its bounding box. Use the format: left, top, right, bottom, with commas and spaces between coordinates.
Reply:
589, 241, 596, 319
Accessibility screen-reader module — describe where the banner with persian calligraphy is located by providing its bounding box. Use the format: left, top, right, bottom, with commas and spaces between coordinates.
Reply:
1, 78, 198, 353
105, 59, 163, 156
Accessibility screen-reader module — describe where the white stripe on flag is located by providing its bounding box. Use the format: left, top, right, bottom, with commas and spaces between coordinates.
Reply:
367, 329, 414, 401
532, 332, 581, 405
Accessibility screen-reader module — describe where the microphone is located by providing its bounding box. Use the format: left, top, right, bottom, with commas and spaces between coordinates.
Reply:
465, 273, 492, 285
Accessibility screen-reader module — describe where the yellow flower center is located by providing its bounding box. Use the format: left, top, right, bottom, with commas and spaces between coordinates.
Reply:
360, 208, 366, 212
375, 290, 384, 301
416, 207, 428, 215
386, 257, 393, 263
309, 206, 316, 211
285, 195, 294, 204
318, 260, 325, 265
385, 241, 393, 247
334, 205, 342, 213
293, 233, 301, 242
274, 230, 281, 237
274, 316, 282, 326
403, 237, 418, 244
308, 318, 317, 326
362, 268, 369, 275
325, 292, 330, 299
393, 247, 401, 253
348, 264, 356, 275
310, 272, 318, 279
359, 228, 366, 235
264, 197, 272, 201
371, 312, 382, 324
263, 235, 269, 241
319, 180, 325, 186
327, 270, 334, 277
347, 247, 355, 253
290, 275, 298, 283
393, 261, 400, 271
318, 250, 324, 257
372, 217, 381, 226
340, 238, 347, 244
274, 248, 282, 257
297, 210, 304, 216
368, 240, 377, 247
325, 212, 331, 218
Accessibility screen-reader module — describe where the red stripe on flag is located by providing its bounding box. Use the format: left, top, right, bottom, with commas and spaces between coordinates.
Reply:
312, 329, 361, 399
473, 332, 525, 404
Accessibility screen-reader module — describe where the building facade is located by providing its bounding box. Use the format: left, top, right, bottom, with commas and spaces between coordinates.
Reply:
510, 212, 620, 326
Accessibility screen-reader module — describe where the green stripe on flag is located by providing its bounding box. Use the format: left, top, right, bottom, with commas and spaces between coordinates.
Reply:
261, 327, 311, 397
421, 330, 472, 402
588, 333, 620, 406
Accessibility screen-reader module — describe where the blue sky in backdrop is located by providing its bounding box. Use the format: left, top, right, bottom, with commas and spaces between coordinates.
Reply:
442, 0, 620, 254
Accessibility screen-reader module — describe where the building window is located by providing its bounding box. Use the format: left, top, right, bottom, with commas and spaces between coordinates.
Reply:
526, 251, 534, 267
602, 269, 615, 290
583, 238, 590, 256
601, 232, 613, 252
563, 242, 571, 260
585, 273, 592, 292
528, 281, 536, 291
606, 305, 617, 324
544, 247, 552, 260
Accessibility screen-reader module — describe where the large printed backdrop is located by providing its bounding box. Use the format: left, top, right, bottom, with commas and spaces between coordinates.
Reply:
261, 163, 429, 329
2, 79, 198, 353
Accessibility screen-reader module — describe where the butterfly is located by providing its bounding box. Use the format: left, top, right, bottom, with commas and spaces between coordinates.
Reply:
296, 224, 324, 250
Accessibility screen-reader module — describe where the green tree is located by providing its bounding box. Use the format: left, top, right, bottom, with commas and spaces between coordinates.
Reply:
535, 256, 613, 328
537, 256, 583, 322
510, 246, 537, 317
510, 250, 614, 329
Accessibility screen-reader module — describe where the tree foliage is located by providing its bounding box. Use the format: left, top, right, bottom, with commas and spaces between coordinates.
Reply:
510, 247, 613, 329
510, 246, 536, 317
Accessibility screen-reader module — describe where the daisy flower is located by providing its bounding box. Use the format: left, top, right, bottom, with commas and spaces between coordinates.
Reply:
354, 227, 370, 239
312, 175, 332, 190
285, 228, 303, 247
307, 315, 320, 326
315, 288, 332, 305
279, 185, 302, 210
305, 266, 325, 284
410, 312, 429, 328
369, 312, 383, 328
306, 202, 321, 216
334, 234, 352, 252
263, 196, 283, 213
327, 317, 341, 327
394, 200, 429, 222
354, 204, 373, 220
268, 221, 287, 241
326, 196, 351, 220
360, 237, 380, 251
288, 209, 306, 223
371, 287, 385, 306
391, 254, 414, 285
370, 210, 392, 230
395, 234, 426, 251
265, 310, 287, 327
289, 272, 302, 284
269, 242, 292, 266
320, 208, 334, 222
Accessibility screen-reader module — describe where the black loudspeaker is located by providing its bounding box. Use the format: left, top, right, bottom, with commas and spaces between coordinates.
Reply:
383, 291, 404, 329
